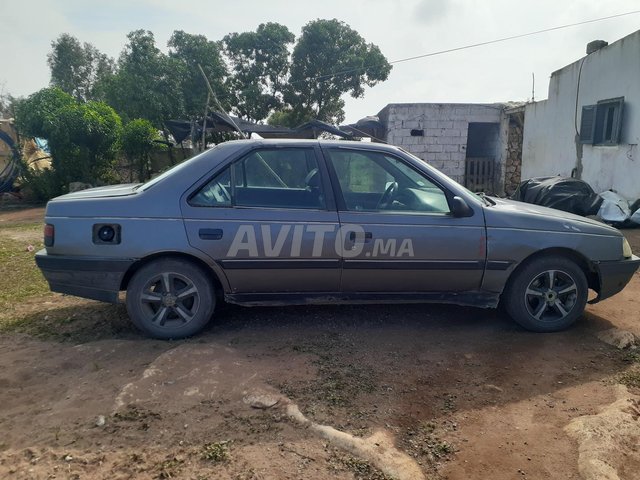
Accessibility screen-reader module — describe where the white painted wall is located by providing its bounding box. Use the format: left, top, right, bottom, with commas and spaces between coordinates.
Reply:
522, 30, 640, 199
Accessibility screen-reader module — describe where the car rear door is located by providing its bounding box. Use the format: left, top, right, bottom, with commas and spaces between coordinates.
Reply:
323, 146, 486, 293
182, 146, 341, 294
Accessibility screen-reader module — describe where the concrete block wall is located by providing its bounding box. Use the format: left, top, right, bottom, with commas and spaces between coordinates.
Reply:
379, 103, 505, 185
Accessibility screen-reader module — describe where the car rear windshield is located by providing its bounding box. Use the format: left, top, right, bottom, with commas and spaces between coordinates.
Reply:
139, 144, 226, 191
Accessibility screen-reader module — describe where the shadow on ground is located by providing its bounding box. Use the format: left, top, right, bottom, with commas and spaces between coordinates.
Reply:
0, 299, 139, 342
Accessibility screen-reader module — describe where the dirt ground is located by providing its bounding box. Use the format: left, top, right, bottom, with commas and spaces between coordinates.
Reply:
1, 207, 639, 480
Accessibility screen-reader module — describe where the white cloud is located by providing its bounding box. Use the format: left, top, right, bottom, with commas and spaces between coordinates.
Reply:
413, 0, 454, 24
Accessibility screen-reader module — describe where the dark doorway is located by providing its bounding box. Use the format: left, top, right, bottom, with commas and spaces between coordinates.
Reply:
465, 122, 500, 193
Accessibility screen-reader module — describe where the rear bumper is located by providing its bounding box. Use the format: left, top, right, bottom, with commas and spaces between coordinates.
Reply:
591, 255, 640, 303
35, 250, 134, 303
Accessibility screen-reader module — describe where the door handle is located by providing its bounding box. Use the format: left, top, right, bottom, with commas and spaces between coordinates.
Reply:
349, 231, 373, 242
199, 228, 223, 240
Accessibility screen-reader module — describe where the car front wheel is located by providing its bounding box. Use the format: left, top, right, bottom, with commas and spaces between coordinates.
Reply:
126, 258, 216, 339
503, 255, 588, 332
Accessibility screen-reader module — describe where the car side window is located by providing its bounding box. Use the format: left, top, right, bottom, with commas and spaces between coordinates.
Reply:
189, 167, 232, 207
327, 149, 450, 214
233, 149, 325, 209
190, 148, 326, 210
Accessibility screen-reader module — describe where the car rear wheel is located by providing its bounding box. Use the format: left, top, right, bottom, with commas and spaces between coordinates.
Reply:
504, 255, 588, 332
126, 258, 215, 339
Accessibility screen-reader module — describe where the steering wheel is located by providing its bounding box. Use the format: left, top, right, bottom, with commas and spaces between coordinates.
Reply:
217, 182, 231, 203
206, 182, 230, 205
376, 181, 398, 210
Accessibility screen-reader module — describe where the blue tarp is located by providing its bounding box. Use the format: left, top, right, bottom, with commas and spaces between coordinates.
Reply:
34, 137, 50, 153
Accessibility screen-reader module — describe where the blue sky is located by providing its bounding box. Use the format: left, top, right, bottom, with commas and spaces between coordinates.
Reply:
2, 0, 639, 122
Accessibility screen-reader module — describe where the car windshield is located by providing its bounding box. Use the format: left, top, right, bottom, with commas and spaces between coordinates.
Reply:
399, 147, 489, 206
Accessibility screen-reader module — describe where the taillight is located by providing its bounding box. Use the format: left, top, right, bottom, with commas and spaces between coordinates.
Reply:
44, 224, 54, 247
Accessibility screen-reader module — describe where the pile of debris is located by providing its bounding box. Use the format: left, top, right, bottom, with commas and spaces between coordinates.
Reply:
0, 120, 20, 196
164, 112, 385, 145
512, 176, 640, 227
596, 190, 640, 227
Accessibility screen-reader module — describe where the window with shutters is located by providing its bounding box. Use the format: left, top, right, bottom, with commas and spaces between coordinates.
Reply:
579, 97, 624, 146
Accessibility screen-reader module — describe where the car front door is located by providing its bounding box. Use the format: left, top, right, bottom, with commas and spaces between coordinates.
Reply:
323, 146, 486, 293
182, 146, 341, 294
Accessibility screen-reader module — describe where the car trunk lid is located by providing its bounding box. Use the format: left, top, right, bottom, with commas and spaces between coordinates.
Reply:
52, 184, 141, 200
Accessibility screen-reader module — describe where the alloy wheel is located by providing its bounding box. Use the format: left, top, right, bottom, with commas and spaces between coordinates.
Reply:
524, 269, 578, 322
139, 272, 200, 327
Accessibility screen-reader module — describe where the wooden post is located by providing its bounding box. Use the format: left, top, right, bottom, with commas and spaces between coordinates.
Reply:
202, 92, 210, 152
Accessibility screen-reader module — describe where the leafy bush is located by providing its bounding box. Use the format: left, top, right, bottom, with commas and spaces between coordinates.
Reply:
20, 167, 60, 202
121, 118, 156, 181
50, 100, 122, 185
14, 87, 122, 198
14, 87, 75, 138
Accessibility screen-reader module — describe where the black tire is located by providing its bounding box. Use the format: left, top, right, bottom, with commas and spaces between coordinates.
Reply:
503, 255, 588, 332
126, 258, 215, 339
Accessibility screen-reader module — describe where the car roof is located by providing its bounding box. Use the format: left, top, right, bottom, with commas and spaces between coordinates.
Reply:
224, 138, 402, 153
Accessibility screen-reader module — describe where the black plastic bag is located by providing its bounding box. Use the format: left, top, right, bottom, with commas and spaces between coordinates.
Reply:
511, 176, 603, 216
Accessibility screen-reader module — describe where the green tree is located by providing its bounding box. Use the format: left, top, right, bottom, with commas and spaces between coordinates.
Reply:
14, 87, 75, 199
168, 30, 228, 119
14, 87, 75, 138
285, 19, 392, 125
121, 118, 157, 181
223, 23, 295, 122
104, 30, 184, 127
267, 108, 312, 128
51, 101, 122, 184
15, 87, 122, 196
47, 33, 115, 101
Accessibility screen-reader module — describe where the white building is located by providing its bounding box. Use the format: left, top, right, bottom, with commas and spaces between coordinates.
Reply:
522, 30, 640, 200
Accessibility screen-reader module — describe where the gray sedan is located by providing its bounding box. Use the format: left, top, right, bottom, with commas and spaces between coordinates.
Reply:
36, 140, 639, 338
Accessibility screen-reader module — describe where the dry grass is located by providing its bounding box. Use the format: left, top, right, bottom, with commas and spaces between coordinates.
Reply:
0, 221, 136, 341
618, 368, 640, 389
0, 224, 49, 318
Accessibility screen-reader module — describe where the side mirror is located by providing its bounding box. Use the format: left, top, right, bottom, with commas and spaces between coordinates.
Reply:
451, 196, 473, 217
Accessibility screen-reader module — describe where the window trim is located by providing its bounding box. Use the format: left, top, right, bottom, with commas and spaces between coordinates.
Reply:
579, 97, 624, 146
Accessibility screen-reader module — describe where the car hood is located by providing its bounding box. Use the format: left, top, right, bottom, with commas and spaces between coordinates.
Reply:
485, 197, 621, 236
52, 184, 141, 201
